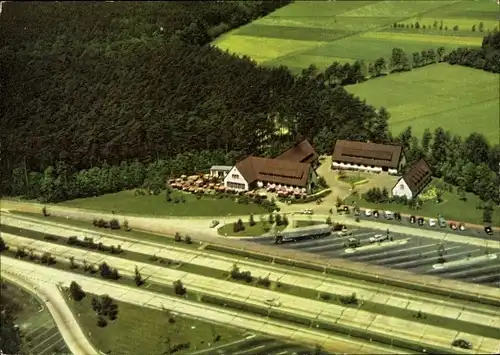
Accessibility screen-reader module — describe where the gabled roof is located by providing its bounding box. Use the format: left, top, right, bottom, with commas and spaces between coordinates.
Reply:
235, 156, 311, 187
332, 140, 403, 169
275, 139, 319, 164
400, 158, 433, 196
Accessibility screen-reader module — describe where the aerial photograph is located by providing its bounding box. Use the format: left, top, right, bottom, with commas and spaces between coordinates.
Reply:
1, 1, 500, 354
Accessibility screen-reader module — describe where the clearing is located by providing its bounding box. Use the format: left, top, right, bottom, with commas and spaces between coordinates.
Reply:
347, 63, 500, 142
63, 290, 244, 355
213, 0, 497, 72
58, 189, 268, 217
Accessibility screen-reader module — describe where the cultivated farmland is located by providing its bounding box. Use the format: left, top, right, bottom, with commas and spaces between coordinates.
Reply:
347, 63, 500, 143
213, 0, 499, 73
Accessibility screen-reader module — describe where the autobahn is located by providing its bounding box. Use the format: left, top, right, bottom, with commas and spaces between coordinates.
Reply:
2, 216, 500, 353
249, 226, 500, 287
1, 257, 406, 355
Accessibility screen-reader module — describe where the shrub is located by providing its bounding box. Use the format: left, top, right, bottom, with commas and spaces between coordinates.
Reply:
174, 232, 182, 242
339, 292, 358, 305
173, 280, 186, 296
256, 275, 271, 288
109, 219, 120, 230
185, 235, 192, 244
249, 214, 256, 227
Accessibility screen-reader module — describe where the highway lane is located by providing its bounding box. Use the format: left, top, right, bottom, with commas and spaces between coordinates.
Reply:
249, 226, 500, 287
0, 256, 409, 355
2, 234, 500, 353
3, 228, 500, 327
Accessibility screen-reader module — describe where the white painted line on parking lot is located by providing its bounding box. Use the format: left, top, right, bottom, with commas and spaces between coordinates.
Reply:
386, 246, 462, 268
344, 239, 410, 254
433, 252, 497, 269
29, 329, 60, 352
24, 319, 54, 338
188, 336, 257, 354
377, 246, 463, 264
37, 336, 64, 355
234, 344, 267, 354
353, 243, 440, 261
444, 263, 500, 278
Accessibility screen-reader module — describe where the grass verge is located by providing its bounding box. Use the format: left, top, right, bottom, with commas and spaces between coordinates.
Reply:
61, 289, 243, 355
217, 221, 286, 237
2, 226, 499, 339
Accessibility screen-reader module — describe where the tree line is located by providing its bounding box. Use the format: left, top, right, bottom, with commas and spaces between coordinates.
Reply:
444, 31, 500, 73
0, 1, 390, 197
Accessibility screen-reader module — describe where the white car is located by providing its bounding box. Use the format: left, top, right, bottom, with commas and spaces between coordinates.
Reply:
459, 224, 466, 231
429, 219, 436, 227
384, 211, 393, 219
264, 298, 281, 307
301, 209, 313, 215
364, 209, 372, 217
369, 234, 388, 243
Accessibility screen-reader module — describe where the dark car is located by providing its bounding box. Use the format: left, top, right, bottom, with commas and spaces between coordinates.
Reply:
345, 238, 361, 248
417, 217, 424, 226
394, 212, 402, 221
450, 222, 457, 230
409, 215, 416, 224
373, 210, 379, 218
484, 226, 493, 235
452, 339, 472, 350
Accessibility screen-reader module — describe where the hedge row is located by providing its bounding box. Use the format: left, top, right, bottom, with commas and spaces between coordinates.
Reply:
204, 244, 500, 308
200, 292, 455, 354
282, 189, 332, 204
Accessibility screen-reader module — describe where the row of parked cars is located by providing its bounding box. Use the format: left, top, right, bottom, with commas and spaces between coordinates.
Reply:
361, 208, 494, 235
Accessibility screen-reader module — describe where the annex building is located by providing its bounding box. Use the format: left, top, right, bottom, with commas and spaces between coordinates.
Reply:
331, 140, 406, 175
223, 140, 319, 193
392, 158, 433, 200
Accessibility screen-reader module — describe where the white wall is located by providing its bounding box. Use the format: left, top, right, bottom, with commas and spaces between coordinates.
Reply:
392, 178, 413, 200
223, 166, 248, 190
332, 162, 383, 173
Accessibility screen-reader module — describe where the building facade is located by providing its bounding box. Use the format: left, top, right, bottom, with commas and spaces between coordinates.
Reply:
392, 158, 433, 200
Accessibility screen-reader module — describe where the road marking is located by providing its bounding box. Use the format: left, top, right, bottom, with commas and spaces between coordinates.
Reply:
373, 246, 462, 264
234, 344, 267, 355
432, 250, 491, 269
345, 239, 410, 254
24, 319, 54, 338
353, 243, 439, 261
36, 336, 64, 355
29, 329, 60, 352
443, 262, 500, 278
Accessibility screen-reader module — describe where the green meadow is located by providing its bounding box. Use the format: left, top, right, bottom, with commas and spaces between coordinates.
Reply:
347, 63, 500, 144
213, 0, 498, 72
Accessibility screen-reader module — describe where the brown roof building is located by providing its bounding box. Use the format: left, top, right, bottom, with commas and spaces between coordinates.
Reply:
223, 156, 317, 192
275, 139, 319, 165
332, 140, 405, 173
392, 158, 433, 199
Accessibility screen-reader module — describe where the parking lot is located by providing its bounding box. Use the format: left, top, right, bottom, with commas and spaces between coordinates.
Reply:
252, 227, 500, 287
191, 334, 325, 355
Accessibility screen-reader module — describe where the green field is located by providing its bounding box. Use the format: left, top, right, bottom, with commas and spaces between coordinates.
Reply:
346, 63, 500, 142
213, 0, 497, 72
59, 189, 268, 217
63, 290, 243, 355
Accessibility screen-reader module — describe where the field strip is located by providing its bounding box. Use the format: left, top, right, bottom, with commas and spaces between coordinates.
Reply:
1, 262, 406, 355
2, 252, 498, 353
358, 31, 482, 45
3, 226, 500, 332
3, 214, 500, 318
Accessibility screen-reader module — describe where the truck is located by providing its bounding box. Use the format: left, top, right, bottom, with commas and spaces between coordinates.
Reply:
274, 224, 332, 244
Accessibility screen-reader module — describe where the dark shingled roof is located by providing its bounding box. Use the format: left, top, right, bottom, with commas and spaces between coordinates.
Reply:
401, 158, 433, 196
275, 139, 319, 164
332, 140, 403, 169
235, 156, 311, 187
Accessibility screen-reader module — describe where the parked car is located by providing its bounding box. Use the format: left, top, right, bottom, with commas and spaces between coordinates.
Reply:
301, 209, 313, 215
346, 238, 361, 248
210, 220, 220, 228
373, 210, 380, 218
438, 216, 447, 228
337, 229, 352, 237
459, 223, 466, 231
394, 212, 401, 221
484, 226, 493, 235
409, 215, 416, 224
264, 298, 281, 307
343, 206, 350, 214
450, 222, 457, 230
428, 218, 436, 227
384, 211, 393, 219
417, 217, 425, 226
364, 209, 372, 217
369, 234, 388, 243
452, 339, 472, 350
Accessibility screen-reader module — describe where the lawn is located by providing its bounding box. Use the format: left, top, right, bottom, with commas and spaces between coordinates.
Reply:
58, 189, 268, 217
345, 182, 500, 226
62, 290, 243, 355
346, 63, 500, 143
212, 0, 497, 72
293, 220, 324, 228
217, 220, 286, 237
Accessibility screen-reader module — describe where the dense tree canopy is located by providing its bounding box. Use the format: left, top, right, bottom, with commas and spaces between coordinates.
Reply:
0, 1, 389, 197
444, 31, 500, 73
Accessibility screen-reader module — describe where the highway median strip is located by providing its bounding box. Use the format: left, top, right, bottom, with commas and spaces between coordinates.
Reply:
0, 253, 461, 355
2, 224, 499, 340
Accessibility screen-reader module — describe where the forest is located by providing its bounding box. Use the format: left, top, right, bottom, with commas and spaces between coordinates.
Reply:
0, 2, 498, 209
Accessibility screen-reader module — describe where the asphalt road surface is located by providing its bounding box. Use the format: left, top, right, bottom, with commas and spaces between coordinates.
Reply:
251, 227, 500, 287
190, 334, 327, 355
